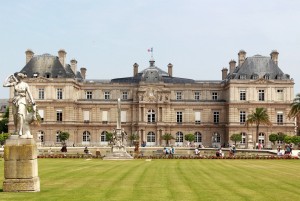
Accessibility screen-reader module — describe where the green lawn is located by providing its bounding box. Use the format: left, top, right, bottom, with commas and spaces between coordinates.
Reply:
0, 159, 299, 201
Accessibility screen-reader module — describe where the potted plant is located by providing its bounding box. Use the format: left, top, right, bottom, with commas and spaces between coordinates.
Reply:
161, 133, 174, 146
230, 134, 242, 147
269, 133, 278, 149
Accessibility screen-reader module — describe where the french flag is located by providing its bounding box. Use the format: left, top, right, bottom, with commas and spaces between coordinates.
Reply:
147, 47, 153, 52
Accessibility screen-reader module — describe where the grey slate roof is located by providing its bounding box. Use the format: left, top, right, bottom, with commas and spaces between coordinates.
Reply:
111, 58, 195, 84
20, 54, 81, 79
231, 55, 289, 80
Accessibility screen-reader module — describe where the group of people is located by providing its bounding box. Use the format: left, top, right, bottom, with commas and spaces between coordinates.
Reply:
163, 146, 175, 155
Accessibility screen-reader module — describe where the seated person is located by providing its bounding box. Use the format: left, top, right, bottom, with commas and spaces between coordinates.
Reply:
195, 148, 200, 155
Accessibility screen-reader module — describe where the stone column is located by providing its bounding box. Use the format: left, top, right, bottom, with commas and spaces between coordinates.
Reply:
3, 136, 40, 192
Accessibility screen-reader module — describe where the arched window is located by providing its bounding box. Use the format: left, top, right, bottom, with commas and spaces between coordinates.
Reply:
212, 132, 221, 143
147, 132, 156, 143
56, 131, 61, 143
37, 130, 45, 142
101, 131, 107, 142
241, 132, 246, 144
147, 109, 156, 123
176, 132, 184, 142
194, 132, 202, 143
83, 131, 91, 142
258, 133, 265, 144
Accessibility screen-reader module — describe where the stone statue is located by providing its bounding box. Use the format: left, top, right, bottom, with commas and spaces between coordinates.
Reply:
3, 73, 36, 138
104, 98, 132, 159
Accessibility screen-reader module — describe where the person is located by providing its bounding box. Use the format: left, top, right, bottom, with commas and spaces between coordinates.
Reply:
219, 148, 223, 158
84, 146, 89, 154
195, 148, 200, 155
170, 146, 175, 156
3, 73, 35, 136
216, 149, 220, 157
61, 144, 67, 153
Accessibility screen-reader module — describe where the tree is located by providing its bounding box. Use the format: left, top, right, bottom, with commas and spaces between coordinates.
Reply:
278, 133, 286, 142
105, 132, 113, 144
161, 133, 174, 146
283, 135, 293, 144
292, 136, 300, 147
245, 108, 272, 143
184, 133, 195, 143
269, 133, 278, 145
230, 134, 242, 146
58, 131, 70, 144
288, 93, 300, 119
0, 107, 9, 133
0, 133, 10, 145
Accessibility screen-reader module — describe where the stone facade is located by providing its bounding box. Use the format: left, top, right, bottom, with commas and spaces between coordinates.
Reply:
6, 49, 296, 148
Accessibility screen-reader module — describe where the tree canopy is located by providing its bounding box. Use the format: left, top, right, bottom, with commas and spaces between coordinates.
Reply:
230, 134, 242, 145
288, 93, 300, 119
162, 133, 174, 146
184, 133, 195, 142
245, 108, 272, 142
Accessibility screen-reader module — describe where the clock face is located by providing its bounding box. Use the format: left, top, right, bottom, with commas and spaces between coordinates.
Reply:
145, 70, 159, 82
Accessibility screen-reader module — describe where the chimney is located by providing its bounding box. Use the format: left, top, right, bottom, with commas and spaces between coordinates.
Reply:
168, 63, 173, 77
222, 68, 228, 80
238, 50, 246, 66
25, 49, 34, 64
133, 63, 139, 77
70, 59, 78, 74
270, 50, 279, 65
80, 67, 87, 79
229, 60, 236, 74
58, 49, 67, 67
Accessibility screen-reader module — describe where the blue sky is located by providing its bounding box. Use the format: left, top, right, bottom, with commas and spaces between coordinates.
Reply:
1, 0, 299, 98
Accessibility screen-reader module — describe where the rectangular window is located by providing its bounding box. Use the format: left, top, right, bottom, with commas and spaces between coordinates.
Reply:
213, 111, 219, 124
121, 111, 126, 123
240, 90, 246, 101
240, 111, 246, 124
38, 88, 44, 100
258, 90, 265, 101
86, 91, 93, 99
56, 110, 62, 122
83, 111, 90, 122
102, 111, 108, 122
122, 91, 128, 100
176, 92, 182, 100
38, 109, 44, 121
57, 88, 63, 100
277, 112, 283, 125
176, 112, 182, 123
194, 92, 200, 100
212, 92, 218, 100
195, 111, 201, 124
104, 91, 110, 100
277, 89, 283, 101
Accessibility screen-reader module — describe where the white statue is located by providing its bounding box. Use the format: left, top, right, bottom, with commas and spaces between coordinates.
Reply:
3, 73, 36, 138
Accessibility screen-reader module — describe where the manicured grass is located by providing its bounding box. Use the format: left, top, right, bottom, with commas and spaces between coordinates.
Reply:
0, 159, 299, 201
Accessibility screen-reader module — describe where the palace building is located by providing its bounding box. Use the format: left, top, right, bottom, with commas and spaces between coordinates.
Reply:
6, 49, 295, 148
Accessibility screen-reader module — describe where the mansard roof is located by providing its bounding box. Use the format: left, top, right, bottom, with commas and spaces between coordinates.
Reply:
20, 54, 79, 79
111, 58, 195, 84
231, 54, 290, 80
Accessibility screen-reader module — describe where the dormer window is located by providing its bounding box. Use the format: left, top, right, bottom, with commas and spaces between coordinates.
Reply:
251, 74, 258, 80
33, 73, 38, 78
239, 74, 246, 79
264, 74, 270, 80
276, 74, 283, 80
45, 72, 51, 78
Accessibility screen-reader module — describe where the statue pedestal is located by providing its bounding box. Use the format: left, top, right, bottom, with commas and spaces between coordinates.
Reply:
3, 135, 40, 192
103, 145, 133, 160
